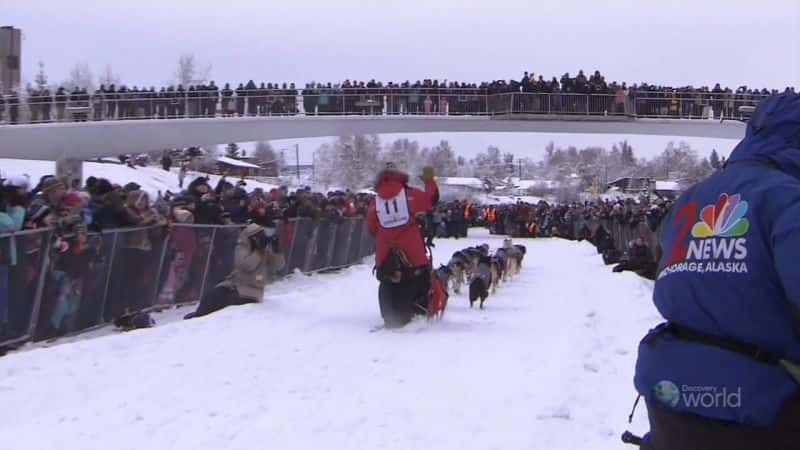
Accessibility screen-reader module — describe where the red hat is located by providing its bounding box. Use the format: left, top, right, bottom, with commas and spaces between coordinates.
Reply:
62, 192, 81, 208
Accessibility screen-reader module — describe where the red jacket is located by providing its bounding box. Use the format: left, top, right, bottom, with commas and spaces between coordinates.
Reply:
367, 170, 438, 267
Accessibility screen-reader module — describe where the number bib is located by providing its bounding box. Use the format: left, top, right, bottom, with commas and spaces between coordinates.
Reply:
376, 189, 411, 229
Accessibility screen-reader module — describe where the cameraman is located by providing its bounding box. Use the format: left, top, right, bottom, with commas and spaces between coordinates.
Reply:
185, 223, 285, 319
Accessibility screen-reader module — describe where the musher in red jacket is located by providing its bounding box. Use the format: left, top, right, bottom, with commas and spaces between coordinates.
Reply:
367, 163, 438, 328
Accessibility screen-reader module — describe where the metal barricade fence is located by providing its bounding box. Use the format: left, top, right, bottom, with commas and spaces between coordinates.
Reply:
570, 217, 662, 265
330, 220, 355, 269
285, 218, 316, 273
33, 231, 116, 341
103, 226, 169, 324
0, 218, 373, 348
305, 219, 337, 272
155, 225, 215, 308
0, 229, 52, 348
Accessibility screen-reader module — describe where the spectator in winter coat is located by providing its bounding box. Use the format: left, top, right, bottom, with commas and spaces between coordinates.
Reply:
634, 93, 800, 449
26, 178, 82, 233
185, 223, 285, 319
178, 164, 188, 188
161, 153, 173, 172
612, 237, 656, 279
158, 206, 198, 304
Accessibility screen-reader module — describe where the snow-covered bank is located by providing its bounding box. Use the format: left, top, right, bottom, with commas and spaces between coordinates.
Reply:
0, 158, 278, 196
0, 229, 661, 450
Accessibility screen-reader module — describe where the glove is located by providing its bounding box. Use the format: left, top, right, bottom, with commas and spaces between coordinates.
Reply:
420, 166, 435, 181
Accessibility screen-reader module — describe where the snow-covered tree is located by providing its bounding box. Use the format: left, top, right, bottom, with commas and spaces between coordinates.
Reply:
315, 135, 382, 190
424, 140, 459, 177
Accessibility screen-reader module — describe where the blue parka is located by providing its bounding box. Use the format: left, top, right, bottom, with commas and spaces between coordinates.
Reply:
635, 93, 800, 427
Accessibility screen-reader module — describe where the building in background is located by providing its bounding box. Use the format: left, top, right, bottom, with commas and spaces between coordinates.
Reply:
0, 26, 21, 94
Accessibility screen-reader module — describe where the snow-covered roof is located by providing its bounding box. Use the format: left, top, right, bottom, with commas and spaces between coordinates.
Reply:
516, 179, 559, 190
216, 156, 262, 169
655, 181, 681, 191
438, 177, 485, 189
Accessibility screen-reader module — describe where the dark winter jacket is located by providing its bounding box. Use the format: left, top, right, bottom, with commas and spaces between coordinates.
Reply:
635, 93, 800, 427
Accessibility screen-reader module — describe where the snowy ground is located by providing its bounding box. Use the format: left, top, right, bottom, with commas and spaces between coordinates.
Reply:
0, 229, 661, 450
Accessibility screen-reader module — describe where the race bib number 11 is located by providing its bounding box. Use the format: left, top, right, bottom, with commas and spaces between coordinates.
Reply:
376, 189, 410, 228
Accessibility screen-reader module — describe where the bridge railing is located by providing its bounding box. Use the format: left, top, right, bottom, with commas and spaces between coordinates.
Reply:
0, 89, 769, 125
0, 217, 374, 348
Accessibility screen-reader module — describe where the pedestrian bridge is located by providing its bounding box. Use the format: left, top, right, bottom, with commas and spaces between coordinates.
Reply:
0, 114, 745, 161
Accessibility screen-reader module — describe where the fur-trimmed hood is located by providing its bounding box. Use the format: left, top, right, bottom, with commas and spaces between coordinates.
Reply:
373, 168, 409, 198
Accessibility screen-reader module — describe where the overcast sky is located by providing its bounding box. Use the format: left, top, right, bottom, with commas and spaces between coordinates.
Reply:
4, 0, 799, 163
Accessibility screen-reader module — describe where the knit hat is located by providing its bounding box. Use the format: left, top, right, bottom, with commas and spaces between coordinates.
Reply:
242, 223, 276, 239
41, 177, 66, 195
91, 178, 114, 196
124, 182, 141, 192
3, 174, 30, 190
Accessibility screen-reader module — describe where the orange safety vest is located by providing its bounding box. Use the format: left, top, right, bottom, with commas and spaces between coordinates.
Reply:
464, 203, 471, 220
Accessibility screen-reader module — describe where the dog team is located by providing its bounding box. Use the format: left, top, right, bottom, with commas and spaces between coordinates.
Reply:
433, 238, 527, 312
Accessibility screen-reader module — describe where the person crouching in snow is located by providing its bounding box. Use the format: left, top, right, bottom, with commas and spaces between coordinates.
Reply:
367, 163, 438, 328
185, 223, 285, 319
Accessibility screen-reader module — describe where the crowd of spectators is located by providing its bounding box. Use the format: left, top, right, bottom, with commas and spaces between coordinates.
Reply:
481, 197, 671, 280
0, 171, 372, 238
1, 69, 794, 123
0, 169, 375, 345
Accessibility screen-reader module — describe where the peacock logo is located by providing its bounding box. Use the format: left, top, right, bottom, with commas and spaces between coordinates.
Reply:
691, 193, 749, 238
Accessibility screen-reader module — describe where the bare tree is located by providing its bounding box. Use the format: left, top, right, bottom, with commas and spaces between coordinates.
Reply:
98, 64, 121, 87
253, 142, 283, 177
64, 61, 95, 91
173, 53, 212, 86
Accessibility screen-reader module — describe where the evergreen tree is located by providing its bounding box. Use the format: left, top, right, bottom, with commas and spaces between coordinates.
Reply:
709, 149, 722, 170
34, 61, 48, 90
225, 143, 240, 158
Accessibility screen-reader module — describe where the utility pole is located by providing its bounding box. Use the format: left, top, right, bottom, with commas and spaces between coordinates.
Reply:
295, 143, 300, 182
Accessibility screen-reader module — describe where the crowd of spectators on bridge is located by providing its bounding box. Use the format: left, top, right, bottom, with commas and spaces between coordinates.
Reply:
0, 69, 794, 124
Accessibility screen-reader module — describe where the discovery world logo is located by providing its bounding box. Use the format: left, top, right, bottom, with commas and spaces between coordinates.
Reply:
653, 380, 741, 409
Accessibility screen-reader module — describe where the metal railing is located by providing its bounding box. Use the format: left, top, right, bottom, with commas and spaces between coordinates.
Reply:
0, 89, 769, 125
0, 217, 374, 348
